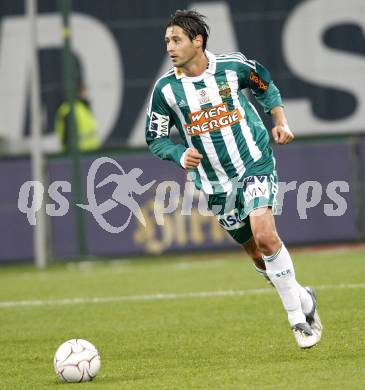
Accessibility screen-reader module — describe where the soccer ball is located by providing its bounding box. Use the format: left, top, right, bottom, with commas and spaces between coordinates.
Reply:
53, 339, 101, 382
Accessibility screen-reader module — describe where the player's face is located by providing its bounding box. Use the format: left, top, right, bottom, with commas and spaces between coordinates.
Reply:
165, 26, 199, 68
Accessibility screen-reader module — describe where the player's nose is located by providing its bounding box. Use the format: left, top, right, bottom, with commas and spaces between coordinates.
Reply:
166, 42, 175, 53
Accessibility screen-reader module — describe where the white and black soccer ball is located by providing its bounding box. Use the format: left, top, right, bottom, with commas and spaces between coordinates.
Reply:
53, 338, 101, 382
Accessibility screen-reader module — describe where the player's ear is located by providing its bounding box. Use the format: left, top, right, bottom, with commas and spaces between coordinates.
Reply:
193, 34, 203, 49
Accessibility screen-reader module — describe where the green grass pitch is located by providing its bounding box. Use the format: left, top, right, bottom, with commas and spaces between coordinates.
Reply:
0, 247, 364, 389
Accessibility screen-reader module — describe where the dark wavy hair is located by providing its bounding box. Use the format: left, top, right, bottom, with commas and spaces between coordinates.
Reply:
166, 10, 210, 51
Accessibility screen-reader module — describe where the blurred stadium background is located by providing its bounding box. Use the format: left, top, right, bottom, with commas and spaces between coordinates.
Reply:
0, 0, 364, 266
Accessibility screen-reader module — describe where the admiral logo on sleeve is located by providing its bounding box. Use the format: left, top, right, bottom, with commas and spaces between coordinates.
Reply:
184, 103, 243, 136
149, 112, 170, 138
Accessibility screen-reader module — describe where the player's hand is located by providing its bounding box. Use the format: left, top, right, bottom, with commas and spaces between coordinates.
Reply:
271, 123, 294, 145
184, 148, 203, 169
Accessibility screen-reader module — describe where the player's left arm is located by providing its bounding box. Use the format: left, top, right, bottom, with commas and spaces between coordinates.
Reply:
239, 55, 294, 144
270, 106, 294, 145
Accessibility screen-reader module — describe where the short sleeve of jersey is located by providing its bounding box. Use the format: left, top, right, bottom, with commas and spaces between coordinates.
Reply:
145, 83, 174, 144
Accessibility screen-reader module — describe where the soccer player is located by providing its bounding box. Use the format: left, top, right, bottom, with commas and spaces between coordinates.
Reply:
145, 10, 323, 348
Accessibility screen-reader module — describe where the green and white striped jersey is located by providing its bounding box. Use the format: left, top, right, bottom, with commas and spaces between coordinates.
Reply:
146, 51, 283, 194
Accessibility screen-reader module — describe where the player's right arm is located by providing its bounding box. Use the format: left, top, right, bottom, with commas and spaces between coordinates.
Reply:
145, 82, 203, 168
145, 83, 186, 166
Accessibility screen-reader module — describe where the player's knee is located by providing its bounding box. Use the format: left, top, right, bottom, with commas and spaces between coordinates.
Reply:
254, 231, 281, 256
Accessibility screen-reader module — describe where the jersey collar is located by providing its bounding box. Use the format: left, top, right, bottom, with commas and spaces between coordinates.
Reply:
174, 50, 216, 80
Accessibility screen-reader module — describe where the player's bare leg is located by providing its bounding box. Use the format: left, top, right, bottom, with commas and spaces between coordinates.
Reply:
248, 207, 321, 348
243, 237, 272, 284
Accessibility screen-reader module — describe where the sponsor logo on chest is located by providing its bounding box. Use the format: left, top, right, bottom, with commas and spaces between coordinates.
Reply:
184, 102, 243, 136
